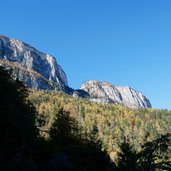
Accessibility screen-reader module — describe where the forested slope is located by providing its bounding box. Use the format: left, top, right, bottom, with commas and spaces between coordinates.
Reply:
29, 89, 171, 161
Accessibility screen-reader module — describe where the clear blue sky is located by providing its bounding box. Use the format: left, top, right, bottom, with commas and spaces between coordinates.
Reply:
1, 0, 171, 109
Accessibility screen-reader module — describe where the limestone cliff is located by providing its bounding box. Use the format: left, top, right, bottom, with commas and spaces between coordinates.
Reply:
81, 80, 152, 109
0, 35, 152, 108
0, 35, 68, 91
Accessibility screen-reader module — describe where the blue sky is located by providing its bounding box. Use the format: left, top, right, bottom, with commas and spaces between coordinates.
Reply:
1, 0, 171, 109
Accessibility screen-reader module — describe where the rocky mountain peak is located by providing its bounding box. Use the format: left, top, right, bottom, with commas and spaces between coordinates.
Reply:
0, 35, 68, 90
0, 35, 152, 109
81, 80, 152, 109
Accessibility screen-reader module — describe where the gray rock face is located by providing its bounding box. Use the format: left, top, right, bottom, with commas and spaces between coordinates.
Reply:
81, 80, 152, 109
0, 35, 152, 108
0, 35, 68, 90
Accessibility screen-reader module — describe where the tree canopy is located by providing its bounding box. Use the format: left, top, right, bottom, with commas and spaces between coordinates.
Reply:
0, 66, 38, 170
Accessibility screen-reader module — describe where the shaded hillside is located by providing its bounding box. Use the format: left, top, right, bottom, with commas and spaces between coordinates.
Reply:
0, 66, 114, 171
0, 65, 170, 170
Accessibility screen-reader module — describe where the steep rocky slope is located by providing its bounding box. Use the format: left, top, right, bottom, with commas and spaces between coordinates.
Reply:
0, 35, 151, 108
81, 80, 152, 108
0, 35, 68, 91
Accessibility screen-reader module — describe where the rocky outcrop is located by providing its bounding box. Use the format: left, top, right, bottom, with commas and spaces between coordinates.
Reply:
0, 35, 152, 108
0, 35, 68, 91
81, 80, 152, 109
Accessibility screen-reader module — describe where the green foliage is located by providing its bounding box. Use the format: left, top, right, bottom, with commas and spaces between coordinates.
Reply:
116, 134, 171, 171
29, 89, 171, 161
0, 66, 38, 170
0, 66, 113, 170
47, 108, 114, 171
138, 134, 171, 171
116, 138, 138, 171
0, 65, 170, 170
49, 108, 76, 144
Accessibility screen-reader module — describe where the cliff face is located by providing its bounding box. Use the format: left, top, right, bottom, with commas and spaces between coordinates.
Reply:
0, 35, 152, 108
81, 80, 152, 109
0, 35, 68, 91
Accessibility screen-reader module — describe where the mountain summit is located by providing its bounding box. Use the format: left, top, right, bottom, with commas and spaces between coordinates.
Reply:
0, 35, 68, 90
81, 80, 152, 109
0, 35, 152, 109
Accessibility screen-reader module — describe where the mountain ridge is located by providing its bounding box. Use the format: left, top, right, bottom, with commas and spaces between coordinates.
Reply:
81, 80, 151, 109
0, 35, 68, 89
0, 35, 152, 109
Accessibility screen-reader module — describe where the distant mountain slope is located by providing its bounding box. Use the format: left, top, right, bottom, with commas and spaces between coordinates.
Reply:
81, 80, 152, 108
0, 35, 68, 91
